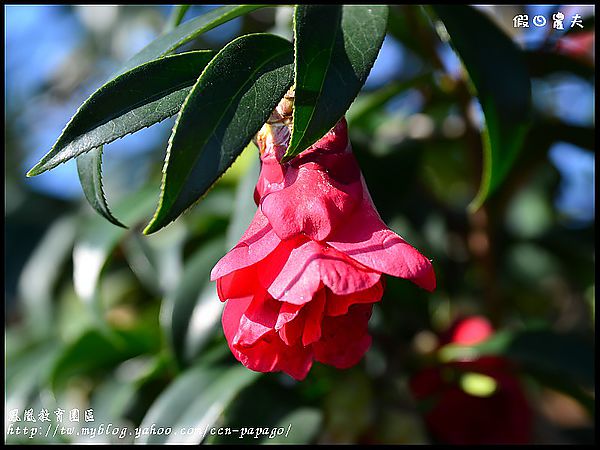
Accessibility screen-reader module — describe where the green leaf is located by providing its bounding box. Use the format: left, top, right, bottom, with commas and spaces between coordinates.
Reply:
160, 238, 226, 366
165, 5, 191, 32
283, 5, 388, 161
17, 215, 78, 338
27, 50, 215, 177
73, 188, 157, 313
431, 5, 532, 211
50, 328, 159, 392
346, 74, 431, 126
76, 146, 126, 228
90, 355, 169, 438
117, 5, 265, 76
122, 220, 186, 296
144, 33, 294, 234
181, 283, 223, 364
138, 364, 259, 444
386, 5, 431, 60
6, 339, 62, 415
264, 408, 323, 444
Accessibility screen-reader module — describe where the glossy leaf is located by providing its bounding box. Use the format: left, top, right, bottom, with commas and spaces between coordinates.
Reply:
144, 33, 293, 234
27, 50, 215, 176
117, 5, 265, 76
76, 146, 126, 227
283, 5, 388, 161
138, 364, 259, 444
431, 5, 532, 211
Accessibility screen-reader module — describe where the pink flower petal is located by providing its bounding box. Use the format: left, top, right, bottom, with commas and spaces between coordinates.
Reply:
216, 265, 259, 301
254, 160, 285, 202
327, 184, 436, 292
260, 163, 362, 242
313, 304, 373, 368
210, 208, 281, 281
302, 289, 326, 346
325, 282, 384, 317
275, 302, 303, 330
267, 240, 380, 305
222, 295, 254, 351
278, 307, 305, 346
222, 296, 313, 380
233, 293, 281, 346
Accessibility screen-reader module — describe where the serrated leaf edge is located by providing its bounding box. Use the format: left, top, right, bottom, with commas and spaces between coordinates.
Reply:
143, 33, 293, 235
27, 50, 215, 177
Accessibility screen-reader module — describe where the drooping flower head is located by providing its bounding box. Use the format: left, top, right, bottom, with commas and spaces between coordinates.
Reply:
211, 92, 435, 380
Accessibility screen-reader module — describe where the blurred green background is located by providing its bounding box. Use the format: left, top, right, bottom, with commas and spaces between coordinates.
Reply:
5, 4, 595, 444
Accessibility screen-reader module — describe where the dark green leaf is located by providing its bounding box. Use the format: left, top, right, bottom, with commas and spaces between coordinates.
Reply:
387, 5, 431, 59
283, 5, 388, 161
27, 50, 215, 176
431, 5, 532, 211
117, 5, 265, 76
76, 146, 126, 228
143, 33, 293, 234
138, 364, 259, 444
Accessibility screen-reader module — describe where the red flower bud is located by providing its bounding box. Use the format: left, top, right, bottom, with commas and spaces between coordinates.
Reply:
211, 98, 435, 380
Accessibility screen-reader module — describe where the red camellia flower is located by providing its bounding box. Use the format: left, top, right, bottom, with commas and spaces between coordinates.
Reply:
410, 317, 532, 444
211, 95, 435, 380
